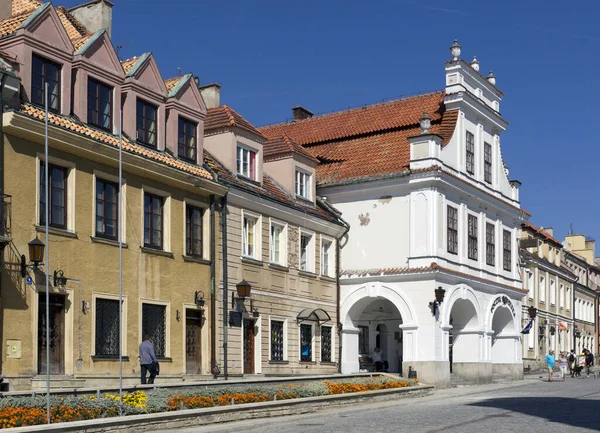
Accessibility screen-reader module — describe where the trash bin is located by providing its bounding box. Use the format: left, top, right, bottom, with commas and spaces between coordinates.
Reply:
0, 382, 9, 392
408, 366, 417, 379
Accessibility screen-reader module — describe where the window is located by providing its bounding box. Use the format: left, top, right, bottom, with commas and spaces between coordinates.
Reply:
466, 131, 475, 174
358, 325, 369, 354
237, 146, 256, 179
468, 214, 478, 260
142, 303, 166, 358
178, 117, 197, 162
503, 229, 512, 271
447, 206, 458, 254
270, 223, 284, 265
560, 283, 565, 309
242, 214, 257, 258
95, 298, 120, 356
39, 162, 67, 229
144, 193, 163, 249
484, 142, 492, 184
540, 276, 546, 303
486, 223, 495, 266
527, 271, 534, 300
185, 205, 203, 257
321, 326, 332, 362
295, 170, 311, 200
321, 238, 333, 277
270, 320, 284, 361
136, 99, 157, 147
550, 279, 556, 305
528, 322, 535, 349
300, 324, 312, 362
300, 232, 314, 272
88, 78, 112, 131
32, 54, 60, 112
566, 286, 571, 310
95, 179, 118, 240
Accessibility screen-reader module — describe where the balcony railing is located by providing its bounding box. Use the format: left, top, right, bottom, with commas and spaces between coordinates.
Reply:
0, 194, 11, 244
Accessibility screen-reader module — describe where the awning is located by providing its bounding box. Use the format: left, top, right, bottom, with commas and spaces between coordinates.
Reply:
296, 308, 331, 325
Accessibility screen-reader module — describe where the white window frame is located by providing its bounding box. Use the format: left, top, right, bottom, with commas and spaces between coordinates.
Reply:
269, 219, 287, 266
183, 198, 210, 260
141, 185, 172, 252
559, 283, 565, 309
138, 298, 171, 358
295, 169, 311, 200
566, 286, 571, 311
528, 320, 535, 349
93, 170, 127, 242
320, 324, 335, 363
320, 236, 334, 277
299, 229, 315, 273
550, 278, 556, 306
299, 322, 315, 362
36, 153, 77, 232
539, 275, 546, 304
241, 210, 261, 260
236, 144, 257, 180
268, 316, 288, 362
91, 293, 128, 357
526, 270, 534, 300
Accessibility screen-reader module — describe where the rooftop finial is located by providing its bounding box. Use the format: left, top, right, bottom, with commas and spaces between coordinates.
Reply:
450, 40, 461, 61
470, 56, 480, 72
487, 70, 496, 86
420, 111, 431, 134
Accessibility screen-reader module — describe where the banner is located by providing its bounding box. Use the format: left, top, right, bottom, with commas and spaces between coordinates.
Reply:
521, 318, 534, 334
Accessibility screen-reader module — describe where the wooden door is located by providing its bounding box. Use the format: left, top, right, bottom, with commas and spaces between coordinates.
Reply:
38, 294, 65, 375
243, 319, 255, 374
185, 309, 202, 374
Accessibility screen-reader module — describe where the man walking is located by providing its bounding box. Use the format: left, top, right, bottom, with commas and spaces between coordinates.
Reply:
585, 349, 594, 378
139, 334, 158, 384
545, 349, 555, 382
568, 349, 576, 377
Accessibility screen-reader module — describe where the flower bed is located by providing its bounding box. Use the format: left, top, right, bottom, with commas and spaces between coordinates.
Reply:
0, 376, 418, 428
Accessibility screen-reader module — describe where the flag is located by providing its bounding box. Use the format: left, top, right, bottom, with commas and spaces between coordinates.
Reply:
559, 322, 567, 331
521, 318, 534, 334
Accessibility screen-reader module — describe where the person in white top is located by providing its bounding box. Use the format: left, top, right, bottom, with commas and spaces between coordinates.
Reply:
372, 347, 388, 372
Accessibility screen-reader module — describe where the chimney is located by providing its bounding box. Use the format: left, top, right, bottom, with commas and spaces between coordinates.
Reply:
69, 0, 114, 38
541, 227, 554, 237
199, 83, 221, 109
292, 106, 313, 121
0, 0, 11, 20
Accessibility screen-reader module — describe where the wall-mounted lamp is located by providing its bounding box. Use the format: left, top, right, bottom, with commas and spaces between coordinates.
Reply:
176, 310, 181, 321
53, 270, 67, 287
527, 306, 537, 319
194, 291, 205, 308
82, 300, 90, 314
232, 280, 258, 316
550, 326, 556, 336
20, 236, 45, 277
429, 286, 446, 316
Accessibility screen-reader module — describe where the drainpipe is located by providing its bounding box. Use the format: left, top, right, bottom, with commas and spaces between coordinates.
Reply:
336, 224, 350, 374
0, 73, 6, 374
209, 195, 217, 378
220, 195, 229, 379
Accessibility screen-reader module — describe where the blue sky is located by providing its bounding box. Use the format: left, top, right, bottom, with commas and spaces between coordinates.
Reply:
61, 0, 600, 249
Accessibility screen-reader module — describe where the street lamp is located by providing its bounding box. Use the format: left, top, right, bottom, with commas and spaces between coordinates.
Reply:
236, 280, 252, 298
429, 286, 446, 316
232, 280, 258, 316
527, 306, 537, 319
194, 291, 206, 308
20, 236, 45, 277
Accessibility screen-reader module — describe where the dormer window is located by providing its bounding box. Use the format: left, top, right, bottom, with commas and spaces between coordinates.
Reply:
32, 54, 60, 113
178, 117, 197, 162
295, 170, 311, 200
88, 79, 112, 131
136, 99, 157, 147
237, 145, 256, 180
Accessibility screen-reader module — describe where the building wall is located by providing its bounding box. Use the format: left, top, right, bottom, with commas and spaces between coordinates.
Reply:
2, 130, 218, 386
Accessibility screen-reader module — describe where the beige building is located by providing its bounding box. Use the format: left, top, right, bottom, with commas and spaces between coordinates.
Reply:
0, 0, 227, 390
202, 100, 347, 376
520, 223, 575, 370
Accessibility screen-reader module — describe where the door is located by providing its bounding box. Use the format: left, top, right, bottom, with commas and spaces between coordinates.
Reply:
185, 309, 202, 374
243, 319, 255, 374
38, 293, 65, 375
449, 332, 454, 373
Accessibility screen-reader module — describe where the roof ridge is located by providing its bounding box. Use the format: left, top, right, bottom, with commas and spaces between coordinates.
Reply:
260, 90, 445, 130
221, 105, 237, 126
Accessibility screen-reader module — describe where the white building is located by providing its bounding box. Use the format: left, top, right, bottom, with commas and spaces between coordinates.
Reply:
261, 41, 529, 387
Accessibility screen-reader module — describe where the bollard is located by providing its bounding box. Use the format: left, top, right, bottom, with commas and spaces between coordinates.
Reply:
32, 391, 36, 398
274, 394, 277, 401
180, 402, 184, 410
96, 389, 101, 399
231, 397, 235, 405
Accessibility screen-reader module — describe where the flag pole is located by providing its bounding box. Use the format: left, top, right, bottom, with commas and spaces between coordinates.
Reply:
118, 109, 123, 415
44, 82, 50, 424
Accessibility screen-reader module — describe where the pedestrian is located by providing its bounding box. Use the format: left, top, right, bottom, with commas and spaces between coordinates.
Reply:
568, 349, 576, 377
558, 352, 567, 382
139, 334, 158, 385
372, 347, 389, 372
545, 349, 555, 382
585, 349, 594, 378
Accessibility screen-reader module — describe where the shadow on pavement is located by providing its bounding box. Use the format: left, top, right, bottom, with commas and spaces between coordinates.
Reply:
469, 397, 600, 431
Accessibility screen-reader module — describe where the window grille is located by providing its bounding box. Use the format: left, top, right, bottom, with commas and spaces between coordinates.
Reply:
300, 324, 312, 362
270, 320, 284, 361
321, 326, 332, 362
142, 304, 166, 358
95, 298, 120, 356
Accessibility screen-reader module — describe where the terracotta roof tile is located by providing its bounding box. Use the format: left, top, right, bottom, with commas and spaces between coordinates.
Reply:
11, 0, 40, 15
121, 56, 140, 74
56, 6, 88, 42
0, 8, 33, 37
261, 91, 446, 145
164, 76, 181, 93
21, 104, 214, 181
203, 151, 341, 224
263, 135, 318, 163
205, 105, 265, 139
522, 221, 563, 247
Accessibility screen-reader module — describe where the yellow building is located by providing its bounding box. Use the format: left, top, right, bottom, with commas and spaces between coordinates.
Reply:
0, 1, 226, 390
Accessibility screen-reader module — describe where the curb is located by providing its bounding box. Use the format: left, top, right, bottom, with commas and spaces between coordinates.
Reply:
8, 384, 433, 432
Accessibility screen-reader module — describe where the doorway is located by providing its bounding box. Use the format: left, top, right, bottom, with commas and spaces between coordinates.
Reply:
38, 293, 65, 375
243, 319, 255, 374
185, 309, 202, 374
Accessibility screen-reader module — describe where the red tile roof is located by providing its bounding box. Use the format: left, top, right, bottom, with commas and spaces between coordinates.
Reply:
11, 0, 39, 15
204, 151, 341, 224
522, 222, 563, 247
0, 8, 31, 37
21, 104, 214, 180
164, 76, 181, 93
205, 105, 265, 139
56, 6, 88, 41
121, 56, 140, 74
264, 135, 318, 163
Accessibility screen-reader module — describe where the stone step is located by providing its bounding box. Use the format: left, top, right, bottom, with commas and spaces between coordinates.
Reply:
30, 376, 87, 390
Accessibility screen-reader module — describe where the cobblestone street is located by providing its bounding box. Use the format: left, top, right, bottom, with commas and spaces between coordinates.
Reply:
156, 377, 600, 433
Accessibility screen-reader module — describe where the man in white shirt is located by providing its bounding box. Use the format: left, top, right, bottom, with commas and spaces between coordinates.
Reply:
372, 347, 388, 372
